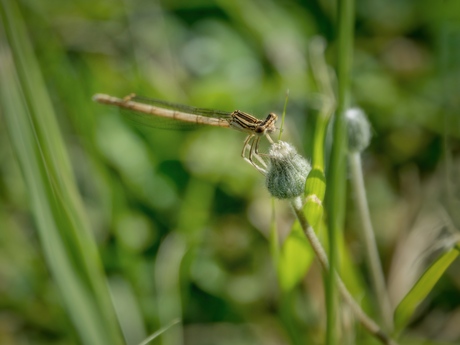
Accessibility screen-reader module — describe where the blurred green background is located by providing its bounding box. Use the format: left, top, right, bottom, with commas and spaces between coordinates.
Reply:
1, 0, 459, 344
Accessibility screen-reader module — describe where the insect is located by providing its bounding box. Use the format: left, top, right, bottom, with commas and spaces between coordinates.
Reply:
93, 94, 278, 173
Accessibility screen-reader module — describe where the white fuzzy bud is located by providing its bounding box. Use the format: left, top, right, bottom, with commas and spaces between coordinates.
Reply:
265, 141, 311, 199
345, 107, 372, 153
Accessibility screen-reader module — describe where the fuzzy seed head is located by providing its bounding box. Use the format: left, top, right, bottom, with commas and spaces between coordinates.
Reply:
265, 141, 311, 199
345, 107, 372, 153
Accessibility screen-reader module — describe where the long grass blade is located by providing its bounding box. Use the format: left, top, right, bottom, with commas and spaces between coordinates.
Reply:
0, 1, 123, 344
394, 247, 460, 334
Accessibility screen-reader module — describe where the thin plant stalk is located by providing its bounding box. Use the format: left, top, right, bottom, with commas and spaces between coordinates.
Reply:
349, 152, 394, 331
291, 198, 398, 345
137, 319, 180, 345
326, 0, 355, 342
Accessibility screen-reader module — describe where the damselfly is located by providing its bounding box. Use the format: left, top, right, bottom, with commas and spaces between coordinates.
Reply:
93, 94, 278, 173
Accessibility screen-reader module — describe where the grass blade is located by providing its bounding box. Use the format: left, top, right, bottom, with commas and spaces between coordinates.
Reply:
0, 1, 123, 344
394, 246, 460, 334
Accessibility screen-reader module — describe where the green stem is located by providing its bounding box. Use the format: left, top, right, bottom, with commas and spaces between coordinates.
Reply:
326, 0, 355, 343
349, 153, 394, 331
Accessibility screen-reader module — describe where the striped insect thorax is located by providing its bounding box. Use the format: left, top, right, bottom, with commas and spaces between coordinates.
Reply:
230, 111, 277, 135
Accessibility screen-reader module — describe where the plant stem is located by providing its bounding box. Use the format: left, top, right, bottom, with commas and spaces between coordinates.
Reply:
291, 198, 398, 345
326, 0, 355, 342
349, 153, 394, 331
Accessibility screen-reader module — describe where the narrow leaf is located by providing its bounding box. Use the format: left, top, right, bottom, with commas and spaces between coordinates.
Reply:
277, 221, 315, 292
394, 247, 459, 333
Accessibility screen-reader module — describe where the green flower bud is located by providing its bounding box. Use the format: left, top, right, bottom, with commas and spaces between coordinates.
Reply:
265, 141, 311, 199
346, 107, 372, 153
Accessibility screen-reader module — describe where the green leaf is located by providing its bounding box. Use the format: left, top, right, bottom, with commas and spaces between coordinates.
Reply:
304, 167, 326, 229
275, 166, 326, 292
277, 220, 315, 292
0, 2, 123, 344
394, 247, 460, 334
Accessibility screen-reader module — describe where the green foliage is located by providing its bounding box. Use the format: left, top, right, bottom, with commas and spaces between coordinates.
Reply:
394, 247, 460, 334
275, 220, 315, 292
0, 1, 123, 344
0, 0, 459, 344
